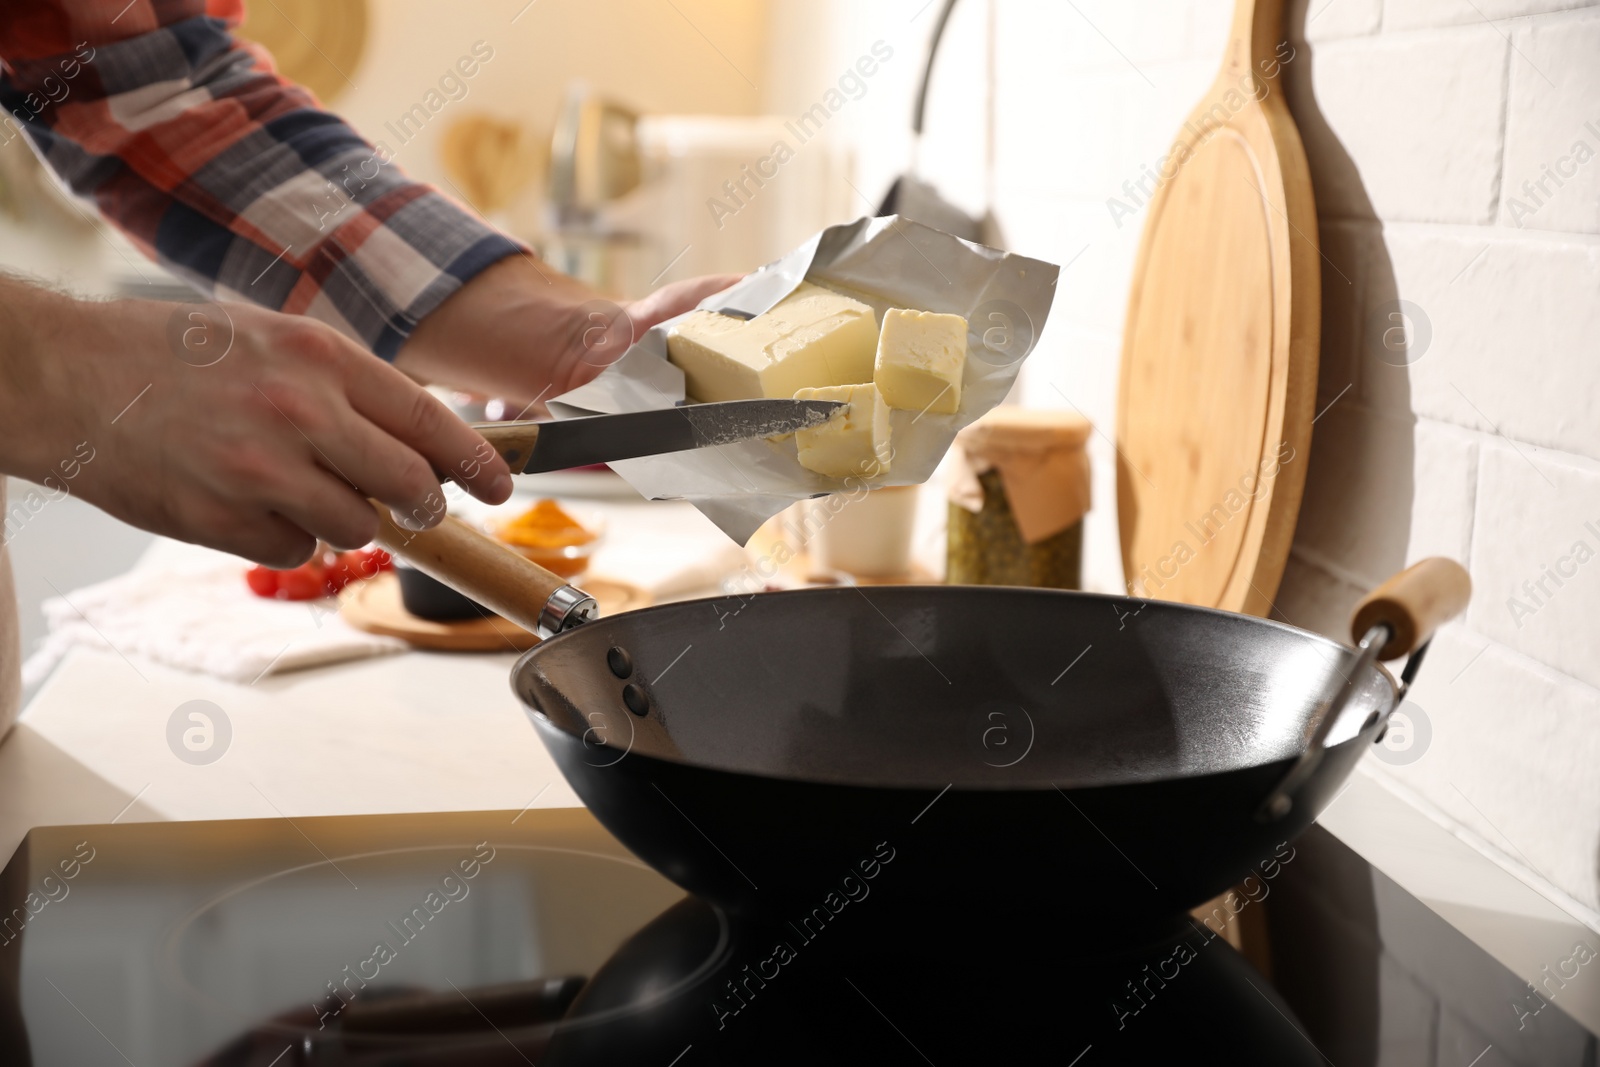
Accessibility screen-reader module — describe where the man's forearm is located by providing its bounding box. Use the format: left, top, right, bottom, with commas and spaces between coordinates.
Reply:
0, 4, 524, 362
0, 275, 74, 484
395, 258, 744, 406
394, 256, 612, 405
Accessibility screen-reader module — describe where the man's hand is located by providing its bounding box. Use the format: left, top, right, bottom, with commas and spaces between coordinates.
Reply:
623, 274, 749, 345
0, 279, 513, 567
395, 255, 742, 404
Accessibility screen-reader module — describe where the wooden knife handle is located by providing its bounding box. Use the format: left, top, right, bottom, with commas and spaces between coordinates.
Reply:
471, 421, 542, 474
1350, 558, 1472, 660
369, 500, 570, 636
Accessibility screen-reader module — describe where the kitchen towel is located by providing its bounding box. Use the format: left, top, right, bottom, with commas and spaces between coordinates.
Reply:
21, 552, 407, 688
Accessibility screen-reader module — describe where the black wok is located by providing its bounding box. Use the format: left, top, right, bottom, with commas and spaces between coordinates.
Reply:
376, 506, 1470, 937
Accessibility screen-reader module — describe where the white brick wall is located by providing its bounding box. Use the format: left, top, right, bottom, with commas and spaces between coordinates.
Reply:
1469, 445, 1600, 691
1384, 0, 1595, 31
1292, 405, 1479, 589
1500, 13, 1600, 234
1279, 0, 1600, 917
1366, 227, 1600, 457
1291, 30, 1509, 223
770, 0, 1600, 914
1302, 0, 1383, 40
1395, 627, 1600, 908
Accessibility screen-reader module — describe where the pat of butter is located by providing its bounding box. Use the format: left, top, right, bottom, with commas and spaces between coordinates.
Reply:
793, 384, 891, 479
667, 282, 879, 403
873, 308, 968, 415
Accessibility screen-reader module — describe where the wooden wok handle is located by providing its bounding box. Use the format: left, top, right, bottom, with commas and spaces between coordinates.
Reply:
1350, 558, 1471, 660
471, 421, 543, 474
369, 500, 596, 638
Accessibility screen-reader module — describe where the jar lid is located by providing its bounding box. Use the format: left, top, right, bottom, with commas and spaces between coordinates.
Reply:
954, 407, 1092, 456
948, 407, 1093, 543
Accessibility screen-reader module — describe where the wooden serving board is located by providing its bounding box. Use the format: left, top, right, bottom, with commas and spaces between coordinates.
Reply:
1116, 0, 1318, 617
342, 573, 650, 652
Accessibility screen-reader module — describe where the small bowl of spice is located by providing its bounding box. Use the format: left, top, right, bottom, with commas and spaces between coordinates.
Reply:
491, 498, 602, 579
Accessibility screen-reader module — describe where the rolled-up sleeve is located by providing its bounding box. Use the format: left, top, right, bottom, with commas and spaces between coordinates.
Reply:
0, 1, 524, 358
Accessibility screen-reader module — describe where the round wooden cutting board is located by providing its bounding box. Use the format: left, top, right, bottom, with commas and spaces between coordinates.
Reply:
1117, 0, 1318, 617
342, 573, 650, 652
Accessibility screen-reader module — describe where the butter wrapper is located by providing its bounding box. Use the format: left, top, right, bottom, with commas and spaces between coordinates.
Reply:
548, 214, 1059, 544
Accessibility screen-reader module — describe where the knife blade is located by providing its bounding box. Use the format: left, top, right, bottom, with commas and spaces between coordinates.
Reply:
474, 398, 847, 475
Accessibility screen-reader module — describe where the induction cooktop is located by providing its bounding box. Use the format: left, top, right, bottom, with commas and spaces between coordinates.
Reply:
0, 808, 1593, 1065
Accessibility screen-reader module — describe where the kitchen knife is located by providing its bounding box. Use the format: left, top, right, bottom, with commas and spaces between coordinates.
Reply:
468, 398, 846, 475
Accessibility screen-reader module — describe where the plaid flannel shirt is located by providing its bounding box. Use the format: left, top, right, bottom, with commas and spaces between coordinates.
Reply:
0, 0, 523, 358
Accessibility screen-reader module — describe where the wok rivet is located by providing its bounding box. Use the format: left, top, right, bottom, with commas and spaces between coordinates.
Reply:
622, 683, 650, 716
606, 647, 633, 678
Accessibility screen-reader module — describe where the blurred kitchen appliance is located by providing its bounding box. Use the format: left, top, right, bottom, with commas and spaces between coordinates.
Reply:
542, 85, 649, 296
548, 85, 643, 223
543, 84, 852, 298
627, 115, 854, 283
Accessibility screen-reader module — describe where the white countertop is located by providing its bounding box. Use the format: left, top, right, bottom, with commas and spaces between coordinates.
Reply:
2, 495, 1595, 1034
0, 486, 741, 855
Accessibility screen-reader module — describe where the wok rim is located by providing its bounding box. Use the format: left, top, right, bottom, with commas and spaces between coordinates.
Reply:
511, 584, 1401, 791
528, 708, 1388, 797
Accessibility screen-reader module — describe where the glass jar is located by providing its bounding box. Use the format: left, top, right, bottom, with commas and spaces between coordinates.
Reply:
947, 470, 1082, 588
944, 408, 1091, 590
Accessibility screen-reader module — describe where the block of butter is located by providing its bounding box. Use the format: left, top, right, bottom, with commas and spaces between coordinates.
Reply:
793, 383, 891, 479
667, 282, 880, 403
873, 308, 968, 415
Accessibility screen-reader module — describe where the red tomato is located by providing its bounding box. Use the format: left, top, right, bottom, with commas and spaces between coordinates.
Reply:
245, 566, 280, 597
247, 545, 390, 601
325, 552, 359, 593
322, 560, 352, 595
335, 548, 393, 590
275, 566, 325, 601
310, 549, 380, 596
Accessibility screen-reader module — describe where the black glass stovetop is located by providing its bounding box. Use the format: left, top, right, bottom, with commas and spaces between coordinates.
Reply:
0, 808, 1594, 1065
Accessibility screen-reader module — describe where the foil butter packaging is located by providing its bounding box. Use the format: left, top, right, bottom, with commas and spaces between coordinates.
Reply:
548, 215, 1060, 543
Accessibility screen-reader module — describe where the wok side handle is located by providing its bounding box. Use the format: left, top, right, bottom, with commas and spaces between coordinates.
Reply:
1257, 557, 1471, 822
1349, 557, 1472, 661
369, 501, 597, 638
